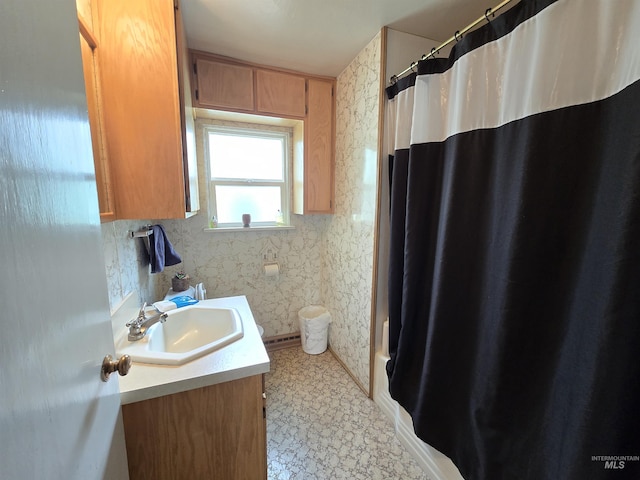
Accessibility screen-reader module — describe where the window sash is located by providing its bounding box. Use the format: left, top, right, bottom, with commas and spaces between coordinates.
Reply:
205, 125, 290, 227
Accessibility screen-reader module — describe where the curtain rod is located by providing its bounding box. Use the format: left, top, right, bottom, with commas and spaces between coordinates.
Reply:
389, 0, 514, 84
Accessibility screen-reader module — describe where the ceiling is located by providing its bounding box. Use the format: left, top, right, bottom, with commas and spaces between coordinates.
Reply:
181, 0, 515, 78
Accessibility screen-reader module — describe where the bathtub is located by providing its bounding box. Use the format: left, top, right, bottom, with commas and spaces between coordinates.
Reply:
374, 322, 464, 480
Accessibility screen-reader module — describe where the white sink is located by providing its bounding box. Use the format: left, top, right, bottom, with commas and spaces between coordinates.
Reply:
116, 305, 244, 365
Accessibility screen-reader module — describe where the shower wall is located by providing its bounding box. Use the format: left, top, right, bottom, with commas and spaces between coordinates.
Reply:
322, 31, 383, 393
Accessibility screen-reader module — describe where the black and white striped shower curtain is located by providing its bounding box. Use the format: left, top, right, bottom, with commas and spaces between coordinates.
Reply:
385, 1, 640, 479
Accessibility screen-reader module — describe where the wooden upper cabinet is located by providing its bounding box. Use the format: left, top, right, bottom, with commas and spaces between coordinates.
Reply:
190, 51, 335, 215
77, 6, 116, 222
97, 0, 197, 219
191, 52, 306, 119
296, 78, 335, 214
256, 70, 306, 118
194, 58, 254, 111
75, 0, 93, 28
175, 1, 199, 215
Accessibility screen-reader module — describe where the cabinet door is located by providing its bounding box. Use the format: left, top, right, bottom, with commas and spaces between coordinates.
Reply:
98, 0, 187, 219
195, 58, 255, 112
304, 79, 334, 213
122, 375, 266, 480
256, 70, 306, 118
175, 1, 199, 214
78, 17, 115, 221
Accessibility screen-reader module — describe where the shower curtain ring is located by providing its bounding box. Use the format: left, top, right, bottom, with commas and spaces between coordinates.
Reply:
430, 47, 437, 59
410, 61, 417, 72
454, 30, 462, 42
485, 7, 493, 22
390, 75, 398, 85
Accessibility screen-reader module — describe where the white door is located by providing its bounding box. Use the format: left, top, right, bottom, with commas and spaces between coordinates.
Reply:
0, 1, 129, 478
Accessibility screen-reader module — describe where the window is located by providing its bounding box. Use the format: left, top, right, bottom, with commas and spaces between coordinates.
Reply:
204, 125, 290, 228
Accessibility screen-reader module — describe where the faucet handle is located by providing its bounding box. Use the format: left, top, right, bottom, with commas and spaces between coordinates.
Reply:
126, 302, 148, 328
138, 302, 148, 318
125, 317, 140, 328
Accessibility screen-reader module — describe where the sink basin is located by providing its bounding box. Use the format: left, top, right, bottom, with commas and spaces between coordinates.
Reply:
116, 305, 244, 365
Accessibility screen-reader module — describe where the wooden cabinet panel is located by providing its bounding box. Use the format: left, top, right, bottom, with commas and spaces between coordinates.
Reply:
256, 70, 306, 118
300, 78, 334, 213
195, 58, 255, 111
175, 2, 199, 214
122, 375, 266, 480
190, 51, 335, 215
78, 15, 115, 221
98, 0, 196, 219
75, 0, 93, 29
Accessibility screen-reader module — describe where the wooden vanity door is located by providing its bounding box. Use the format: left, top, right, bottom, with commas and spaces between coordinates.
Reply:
122, 374, 266, 479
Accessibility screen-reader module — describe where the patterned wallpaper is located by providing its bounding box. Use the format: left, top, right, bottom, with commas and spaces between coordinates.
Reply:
103, 213, 328, 336
102, 219, 160, 311
101, 114, 329, 338
323, 32, 382, 393
102, 33, 383, 394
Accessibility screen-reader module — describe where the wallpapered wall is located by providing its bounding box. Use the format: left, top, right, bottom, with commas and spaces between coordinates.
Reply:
102, 118, 328, 338
102, 32, 382, 392
103, 215, 328, 337
322, 32, 382, 392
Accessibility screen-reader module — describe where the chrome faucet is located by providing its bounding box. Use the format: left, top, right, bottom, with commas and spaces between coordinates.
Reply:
126, 302, 168, 341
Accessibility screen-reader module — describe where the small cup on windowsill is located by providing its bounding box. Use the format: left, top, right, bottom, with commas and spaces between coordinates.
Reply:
242, 213, 251, 228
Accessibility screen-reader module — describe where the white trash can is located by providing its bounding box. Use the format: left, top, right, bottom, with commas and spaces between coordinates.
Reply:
298, 305, 331, 354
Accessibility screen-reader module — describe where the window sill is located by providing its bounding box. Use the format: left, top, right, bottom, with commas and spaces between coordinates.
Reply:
204, 225, 295, 233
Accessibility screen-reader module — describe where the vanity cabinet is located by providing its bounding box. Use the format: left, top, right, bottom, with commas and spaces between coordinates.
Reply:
96, 0, 198, 219
190, 52, 335, 214
122, 374, 267, 480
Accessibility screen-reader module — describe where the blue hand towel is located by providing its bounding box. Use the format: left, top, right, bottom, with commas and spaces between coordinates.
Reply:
149, 224, 182, 273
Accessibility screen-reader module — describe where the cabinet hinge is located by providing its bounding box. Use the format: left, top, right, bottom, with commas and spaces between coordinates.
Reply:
195, 89, 199, 100
193, 62, 197, 75
332, 86, 334, 97
305, 105, 308, 115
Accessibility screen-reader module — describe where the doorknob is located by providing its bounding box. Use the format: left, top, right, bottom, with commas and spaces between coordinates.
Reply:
101, 354, 132, 382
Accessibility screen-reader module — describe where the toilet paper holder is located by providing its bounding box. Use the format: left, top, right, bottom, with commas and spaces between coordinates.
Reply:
263, 262, 279, 277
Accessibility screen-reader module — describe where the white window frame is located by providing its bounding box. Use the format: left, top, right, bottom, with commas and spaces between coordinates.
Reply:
203, 124, 291, 228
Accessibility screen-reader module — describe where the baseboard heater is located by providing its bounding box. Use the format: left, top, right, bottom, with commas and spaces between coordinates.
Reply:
263, 333, 301, 352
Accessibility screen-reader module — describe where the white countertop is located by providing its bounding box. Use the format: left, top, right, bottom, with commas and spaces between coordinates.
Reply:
111, 293, 270, 405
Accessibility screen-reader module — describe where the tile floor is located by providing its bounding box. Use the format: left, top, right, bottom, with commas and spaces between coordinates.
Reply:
265, 347, 429, 480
